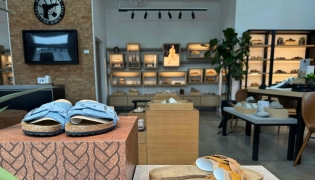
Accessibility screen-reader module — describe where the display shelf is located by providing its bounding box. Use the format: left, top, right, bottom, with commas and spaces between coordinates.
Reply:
158, 71, 187, 86
109, 53, 124, 69
204, 68, 219, 83
186, 43, 210, 59
143, 53, 158, 69
243, 29, 315, 88
110, 71, 141, 86
127, 43, 140, 69
143, 72, 157, 86
188, 68, 203, 84
274, 45, 315, 48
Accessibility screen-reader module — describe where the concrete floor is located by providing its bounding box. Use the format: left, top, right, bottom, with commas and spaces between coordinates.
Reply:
199, 111, 315, 180
120, 110, 315, 179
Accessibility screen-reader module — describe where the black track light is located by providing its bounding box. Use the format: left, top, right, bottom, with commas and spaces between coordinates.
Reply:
144, 11, 147, 19
131, 11, 134, 19
158, 11, 161, 19
178, 11, 182, 19
192, 11, 195, 19
168, 11, 172, 19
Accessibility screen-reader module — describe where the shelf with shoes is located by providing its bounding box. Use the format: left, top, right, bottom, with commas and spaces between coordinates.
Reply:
188, 68, 203, 84
0, 46, 13, 85
242, 29, 315, 88
186, 43, 211, 59
158, 71, 187, 86
110, 71, 142, 86
143, 72, 157, 86
143, 53, 158, 69
204, 68, 219, 83
109, 53, 124, 69
127, 43, 141, 69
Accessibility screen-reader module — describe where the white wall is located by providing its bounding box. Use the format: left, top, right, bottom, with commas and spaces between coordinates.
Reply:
220, 0, 236, 31
92, 0, 108, 103
0, 1, 10, 49
105, 0, 221, 48
0, 22, 10, 49
235, 0, 315, 34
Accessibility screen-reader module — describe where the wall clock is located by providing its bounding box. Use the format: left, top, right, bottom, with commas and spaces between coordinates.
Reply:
34, 0, 65, 25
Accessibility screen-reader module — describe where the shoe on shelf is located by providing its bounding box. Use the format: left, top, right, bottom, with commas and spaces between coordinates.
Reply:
251, 82, 259, 87
255, 107, 270, 117
191, 87, 200, 92
246, 96, 256, 103
290, 69, 299, 73
291, 56, 303, 59
276, 57, 286, 60
250, 103, 258, 109
269, 101, 283, 109
286, 38, 296, 42
275, 70, 287, 73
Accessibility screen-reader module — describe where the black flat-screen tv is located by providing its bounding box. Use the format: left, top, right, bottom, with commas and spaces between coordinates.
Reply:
22, 30, 79, 64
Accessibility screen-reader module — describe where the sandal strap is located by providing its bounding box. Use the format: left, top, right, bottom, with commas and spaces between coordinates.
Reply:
22, 102, 72, 129
68, 101, 119, 126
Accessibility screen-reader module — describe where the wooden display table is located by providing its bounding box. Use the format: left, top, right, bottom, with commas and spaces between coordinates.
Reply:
146, 107, 199, 165
133, 165, 279, 180
0, 116, 138, 180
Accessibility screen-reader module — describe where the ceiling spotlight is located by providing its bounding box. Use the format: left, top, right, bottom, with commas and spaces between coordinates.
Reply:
192, 11, 195, 19
131, 11, 134, 19
168, 11, 172, 19
158, 10, 161, 19
178, 11, 182, 19
144, 11, 147, 19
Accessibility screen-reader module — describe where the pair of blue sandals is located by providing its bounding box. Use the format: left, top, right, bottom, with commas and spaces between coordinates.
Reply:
21, 99, 119, 136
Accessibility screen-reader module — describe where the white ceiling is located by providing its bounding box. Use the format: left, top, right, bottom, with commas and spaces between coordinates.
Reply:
0, 1, 7, 23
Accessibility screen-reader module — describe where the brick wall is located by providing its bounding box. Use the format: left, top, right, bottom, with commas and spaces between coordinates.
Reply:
7, 0, 95, 103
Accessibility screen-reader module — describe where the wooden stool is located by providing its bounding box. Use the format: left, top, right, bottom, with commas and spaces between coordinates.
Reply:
0, 109, 27, 129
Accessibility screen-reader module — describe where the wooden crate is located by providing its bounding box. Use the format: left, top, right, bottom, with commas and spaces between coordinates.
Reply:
155, 92, 177, 96
146, 109, 199, 165
264, 107, 289, 118
128, 91, 139, 95
234, 106, 256, 114
149, 100, 193, 110
189, 92, 201, 95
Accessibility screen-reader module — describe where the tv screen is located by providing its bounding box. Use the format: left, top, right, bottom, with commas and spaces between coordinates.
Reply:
22, 30, 78, 64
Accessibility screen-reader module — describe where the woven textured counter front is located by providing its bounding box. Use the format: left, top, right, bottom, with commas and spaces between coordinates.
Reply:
0, 116, 138, 180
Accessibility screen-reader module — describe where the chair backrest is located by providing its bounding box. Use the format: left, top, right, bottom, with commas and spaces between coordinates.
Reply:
302, 92, 315, 132
235, 89, 248, 102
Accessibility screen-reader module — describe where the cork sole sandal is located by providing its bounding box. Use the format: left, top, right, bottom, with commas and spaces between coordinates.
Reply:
65, 100, 119, 136
65, 116, 115, 136
149, 155, 263, 180
21, 99, 72, 136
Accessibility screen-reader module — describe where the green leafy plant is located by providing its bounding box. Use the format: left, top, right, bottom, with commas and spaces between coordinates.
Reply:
202, 28, 251, 101
301, 73, 315, 80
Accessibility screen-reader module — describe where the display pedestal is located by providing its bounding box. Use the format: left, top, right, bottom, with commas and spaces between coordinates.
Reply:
0, 116, 138, 180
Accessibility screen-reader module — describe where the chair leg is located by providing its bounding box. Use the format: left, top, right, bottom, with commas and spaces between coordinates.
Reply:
230, 115, 234, 129
277, 126, 280, 133
293, 131, 312, 167
234, 118, 238, 131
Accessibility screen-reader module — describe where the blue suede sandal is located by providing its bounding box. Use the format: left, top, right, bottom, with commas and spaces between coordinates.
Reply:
21, 99, 72, 136
65, 100, 119, 136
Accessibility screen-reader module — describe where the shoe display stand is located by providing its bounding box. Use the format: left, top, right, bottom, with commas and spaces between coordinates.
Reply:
145, 104, 199, 165
243, 29, 315, 88
109, 53, 124, 69
127, 43, 141, 69
186, 43, 212, 59
128, 111, 147, 165
158, 71, 187, 86
0, 116, 138, 180
110, 71, 142, 86
188, 68, 203, 84
0, 46, 13, 85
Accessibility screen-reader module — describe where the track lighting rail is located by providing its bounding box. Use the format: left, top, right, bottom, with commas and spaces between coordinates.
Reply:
119, 8, 207, 12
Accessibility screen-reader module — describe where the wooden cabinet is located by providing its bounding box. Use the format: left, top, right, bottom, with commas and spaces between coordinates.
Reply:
181, 96, 201, 106
127, 95, 146, 106
200, 95, 220, 107
146, 108, 199, 165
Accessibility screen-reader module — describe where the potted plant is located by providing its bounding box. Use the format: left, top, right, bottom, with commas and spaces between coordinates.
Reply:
301, 73, 315, 85
203, 28, 251, 102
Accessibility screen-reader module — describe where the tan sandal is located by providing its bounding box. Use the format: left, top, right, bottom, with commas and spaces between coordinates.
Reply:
149, 155, 263, 180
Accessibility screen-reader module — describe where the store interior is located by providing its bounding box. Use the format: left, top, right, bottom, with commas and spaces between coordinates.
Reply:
1, 0, 315, 179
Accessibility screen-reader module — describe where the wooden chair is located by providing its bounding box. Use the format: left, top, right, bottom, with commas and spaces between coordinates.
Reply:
293, 92, 315, 166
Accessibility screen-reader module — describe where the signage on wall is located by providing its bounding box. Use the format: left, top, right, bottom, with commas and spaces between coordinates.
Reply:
34, 0, 65, 25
